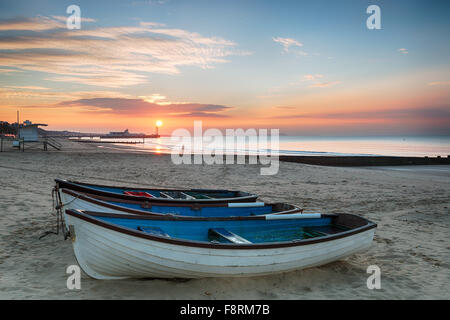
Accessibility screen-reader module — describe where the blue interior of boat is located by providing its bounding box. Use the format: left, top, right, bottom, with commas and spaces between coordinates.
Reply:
95, 215, 347, 243
80, 183, 238, 199
209, 228, 252, 244
83, 185, 162, 197
137, 226, 170, 237
107, 200, 274, 216
185, 191, 238, 199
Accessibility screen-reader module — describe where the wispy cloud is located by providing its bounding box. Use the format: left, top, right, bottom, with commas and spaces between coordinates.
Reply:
51, 16, 97, 23
139, 21, 166, 28
0, 16, 64, 31
170, 111, 230, 118
298, 74, 340, 88
428, 81, 450, 86
5, 85, 49, 90
308, 81, 341, 88
56, 97, 232, 117
273, 106, 297, 110
0, 67, 22, 73
272, 37, 306, 55
139, 94, 168, 104
398, 48, 408, 54
0, 86, 131, 104
131, 0, 169, 6
0, 16, 244, 88
302, 74, 324, 81
272, 106, 450, 120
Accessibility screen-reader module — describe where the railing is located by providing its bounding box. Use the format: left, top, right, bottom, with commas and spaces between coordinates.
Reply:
1, 135, 62, 152
43, 136, 62, 150
1, 134, 17, 152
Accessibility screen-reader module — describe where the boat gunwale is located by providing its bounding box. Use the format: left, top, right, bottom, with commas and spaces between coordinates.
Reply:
60, 188, 302, 216
55, 179, 258, 203
66, 209, 377, 250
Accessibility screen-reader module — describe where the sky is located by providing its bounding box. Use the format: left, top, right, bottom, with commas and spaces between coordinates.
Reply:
0, 0, 449, 135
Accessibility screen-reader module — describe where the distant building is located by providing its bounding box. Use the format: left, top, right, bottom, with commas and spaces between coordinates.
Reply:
108, 129, 130, 136
105, 129, 144, 137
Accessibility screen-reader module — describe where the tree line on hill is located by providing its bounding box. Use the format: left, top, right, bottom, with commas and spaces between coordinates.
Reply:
0, 121, 17, 135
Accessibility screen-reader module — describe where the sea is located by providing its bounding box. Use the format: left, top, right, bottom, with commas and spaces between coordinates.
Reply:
91, 135, 450, 157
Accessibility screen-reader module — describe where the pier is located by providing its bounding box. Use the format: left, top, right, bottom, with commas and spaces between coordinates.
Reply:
98, 134, 160, 139
73, 139, 145, 144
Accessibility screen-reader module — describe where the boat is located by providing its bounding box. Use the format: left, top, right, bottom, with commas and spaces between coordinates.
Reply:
57, 188, 303, 218
65, 209, 376, 279
55, 179, 258, 203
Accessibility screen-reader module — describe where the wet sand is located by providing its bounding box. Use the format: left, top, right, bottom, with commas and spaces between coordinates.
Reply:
0, 139, 449, 299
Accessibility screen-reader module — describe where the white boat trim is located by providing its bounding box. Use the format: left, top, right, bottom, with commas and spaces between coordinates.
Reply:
228, 202, 265, 208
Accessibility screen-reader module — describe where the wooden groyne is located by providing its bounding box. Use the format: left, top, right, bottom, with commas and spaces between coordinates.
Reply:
131, 153, 450, 167
278, 155, 450, 166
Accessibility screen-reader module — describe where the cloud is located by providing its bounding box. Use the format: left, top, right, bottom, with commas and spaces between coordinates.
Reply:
272, 37, 305, 54
428, 81, 450, 86
0, 16, 244, 88
0, 67, 22, 73
5, 85, 49, 90
131, 0, 169, 5
0, 16, 64, 31
308, 81, 341, 88
296, 74, 339, 88
0, 85, 232, 120
169, 111, 230, 118
272, 106, 450, 120
273, 106, 297, 110
139, 94, 168, 103
398, 48, 408, 54
302, 74, 324, 81
51, 16, 97, 23
139, 21, 166, 28
0, 87, 131, 104
262, 74, 339, 98
57, 97, 232, 117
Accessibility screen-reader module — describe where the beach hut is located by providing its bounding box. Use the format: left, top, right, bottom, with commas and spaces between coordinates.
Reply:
12, 121, 61, 151
18, 121, 48, 142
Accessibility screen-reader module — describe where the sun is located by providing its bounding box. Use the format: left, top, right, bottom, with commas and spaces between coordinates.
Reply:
156, 120, 163, 127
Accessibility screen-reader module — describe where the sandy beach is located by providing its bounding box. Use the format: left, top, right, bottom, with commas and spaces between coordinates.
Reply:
0, 139, 449, 299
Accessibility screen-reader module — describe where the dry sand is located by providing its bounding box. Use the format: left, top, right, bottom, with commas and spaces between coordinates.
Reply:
0, 138, 449, 299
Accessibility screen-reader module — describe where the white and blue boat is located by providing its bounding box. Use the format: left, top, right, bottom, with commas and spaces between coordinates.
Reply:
57, 188, 303, 218
65, 209, 376, 279
55, 179, 258, 203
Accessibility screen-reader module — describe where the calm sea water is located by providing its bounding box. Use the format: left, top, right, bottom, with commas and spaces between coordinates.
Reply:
97, 136, 450, 157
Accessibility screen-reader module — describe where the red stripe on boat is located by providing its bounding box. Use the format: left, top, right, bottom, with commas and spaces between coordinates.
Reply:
123, 191, 154, 198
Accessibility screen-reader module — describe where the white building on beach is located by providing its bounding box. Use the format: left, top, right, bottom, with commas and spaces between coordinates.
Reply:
18, 121, 48, 142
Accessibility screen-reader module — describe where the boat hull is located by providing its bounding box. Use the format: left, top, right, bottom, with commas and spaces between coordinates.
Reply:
56, 179, 258, 203
65, 212, 375, 279
61, 190, 134, 216
59, 189, 301, 220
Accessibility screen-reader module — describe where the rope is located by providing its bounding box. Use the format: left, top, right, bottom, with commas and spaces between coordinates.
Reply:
39, 186, 73, 240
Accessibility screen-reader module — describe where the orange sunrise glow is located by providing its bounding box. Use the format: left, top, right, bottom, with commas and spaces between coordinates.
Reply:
0, 2, 448, 137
